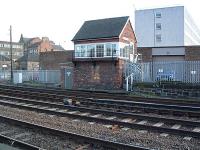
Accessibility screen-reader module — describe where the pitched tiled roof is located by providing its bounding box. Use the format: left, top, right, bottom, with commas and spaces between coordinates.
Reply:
16, 55, 27, 62
53, 45, 65, 51
23, 38, 33, 43
72, 16, 129, 41
28, 42, 41, 48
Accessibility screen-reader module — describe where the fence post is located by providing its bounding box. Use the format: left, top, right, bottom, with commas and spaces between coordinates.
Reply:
126, 77, 129, 91
131, 75, 133, 91
46, 70, 48, 83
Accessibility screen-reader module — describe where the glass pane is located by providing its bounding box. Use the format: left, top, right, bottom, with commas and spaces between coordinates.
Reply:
80, 46, 86, 57
87, 45, 95, 57
75, 46, 81, 57
106, 44, 111, 56
112, 44, 117, 56
96, 44, 104, 57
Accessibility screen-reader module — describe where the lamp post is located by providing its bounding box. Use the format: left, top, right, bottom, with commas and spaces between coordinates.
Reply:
10, 25, 13, 83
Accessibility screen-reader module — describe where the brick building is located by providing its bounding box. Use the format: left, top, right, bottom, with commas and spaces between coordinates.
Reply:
135, 6, 200, 63
17, 35, 65, 70
138, 46, 200, 62
71, 16, 137, 90
39, 50, 73, 70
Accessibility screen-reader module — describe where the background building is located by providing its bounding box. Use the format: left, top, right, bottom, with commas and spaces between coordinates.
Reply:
39, 50, 73, 70
17, 35, 65, 70
135, 6, 200, 62
135, 6, 200, 47
0, 41, 24, 70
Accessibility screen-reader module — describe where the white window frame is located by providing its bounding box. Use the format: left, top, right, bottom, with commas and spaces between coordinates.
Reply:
96, 44, 104, 57
105, 43, 111, 57
87, 45, 96, 57
119, 42, 132, 60
75, 42, 119, 58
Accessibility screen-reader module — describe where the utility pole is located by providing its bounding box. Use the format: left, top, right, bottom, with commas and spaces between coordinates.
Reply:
10, 25, 13, 83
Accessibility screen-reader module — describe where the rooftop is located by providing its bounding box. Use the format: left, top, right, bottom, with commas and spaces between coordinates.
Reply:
72, 16, 129, 41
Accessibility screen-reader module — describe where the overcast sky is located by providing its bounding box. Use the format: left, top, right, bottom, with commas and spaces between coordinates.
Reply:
0, 0, 200, 49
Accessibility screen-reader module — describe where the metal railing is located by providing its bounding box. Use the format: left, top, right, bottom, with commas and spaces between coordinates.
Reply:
0, 70, 61, 84
124, 61, 200, 83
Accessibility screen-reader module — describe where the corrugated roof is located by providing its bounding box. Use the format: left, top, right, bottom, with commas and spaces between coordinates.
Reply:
72, 16, 129, 41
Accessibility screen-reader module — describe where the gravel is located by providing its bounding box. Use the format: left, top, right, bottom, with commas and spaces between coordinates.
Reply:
0, 122, 92, 150
0, 104, 200, 149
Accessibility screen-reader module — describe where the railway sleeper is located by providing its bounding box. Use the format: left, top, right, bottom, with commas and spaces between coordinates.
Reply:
172, 111, 187, 117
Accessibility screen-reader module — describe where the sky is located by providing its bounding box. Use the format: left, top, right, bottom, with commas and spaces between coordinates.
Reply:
0, 0, 200, 49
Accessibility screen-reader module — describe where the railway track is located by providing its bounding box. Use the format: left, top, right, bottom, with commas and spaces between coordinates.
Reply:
0, 134, 41, 150
1, 84, 200, 106
0, 114, 147, 150
1, 87, 200, 118
0, 95, 200, 139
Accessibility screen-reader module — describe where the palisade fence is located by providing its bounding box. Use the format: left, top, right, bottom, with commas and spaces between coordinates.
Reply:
0, 70, 61, 84
124, 61, 200, 84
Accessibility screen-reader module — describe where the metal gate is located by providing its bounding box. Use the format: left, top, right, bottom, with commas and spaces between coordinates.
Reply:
124, 61, 142, 91
64, 68, 73, 89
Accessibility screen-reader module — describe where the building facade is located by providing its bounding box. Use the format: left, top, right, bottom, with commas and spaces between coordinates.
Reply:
0, 41, 24, 70
138, 46, 200, 62
135, 6, 200, 62
18, 35, 65, 70
39, 50, 73, 70
135, 6, 200, 47
71, 16, 137, 90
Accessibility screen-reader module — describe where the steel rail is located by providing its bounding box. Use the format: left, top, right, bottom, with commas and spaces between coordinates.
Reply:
0, 114, 149, 150
0, 95, 200, 138
1, 89, 200, 117
0, 94, 200, 126
0, 84, 200, 106
1, 87, 200, 112
0, 134, 41, 150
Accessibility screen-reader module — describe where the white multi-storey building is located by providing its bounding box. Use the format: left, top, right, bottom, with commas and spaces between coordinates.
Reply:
135, 6, 200, 62
135, 6, 200, 47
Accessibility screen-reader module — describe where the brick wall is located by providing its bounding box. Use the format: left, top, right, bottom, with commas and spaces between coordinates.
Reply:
137, 47, 152, 62
119, 20, 137, 54
39, 39, 53, 53
119, 21, 137, 44
28, 37, 41, 46
73, 59, 125, 90
39, 50, 73, 70
185, 46, 200, 61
